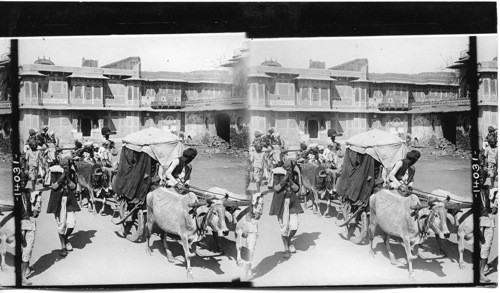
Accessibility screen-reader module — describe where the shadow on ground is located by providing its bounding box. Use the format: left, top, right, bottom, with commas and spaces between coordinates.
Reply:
250, 231, 320, 280
29, 230, 97, 279
371, 237, 449, 278
147, 234, 237, 276
29, 250, 67, 279
69, 230, 97, 250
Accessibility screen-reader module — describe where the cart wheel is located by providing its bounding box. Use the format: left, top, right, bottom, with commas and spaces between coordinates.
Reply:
126, 211, 145, 242
117, 198, 144, 242
349, 211, 368, 245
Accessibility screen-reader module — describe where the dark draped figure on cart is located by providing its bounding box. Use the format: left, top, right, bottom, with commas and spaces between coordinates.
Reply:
337, 148, 383, 207
113, 147, 159, 204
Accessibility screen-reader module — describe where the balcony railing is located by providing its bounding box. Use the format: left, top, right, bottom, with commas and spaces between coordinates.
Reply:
269, 94, 296, 107
411, 99, 470, 107
150, 100, 184, 109
185, 97, 244, 105
378, 102, 410, 111
0, 101, 11, 109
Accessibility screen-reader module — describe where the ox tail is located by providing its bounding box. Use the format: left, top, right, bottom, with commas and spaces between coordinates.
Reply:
337, 207, 364, 227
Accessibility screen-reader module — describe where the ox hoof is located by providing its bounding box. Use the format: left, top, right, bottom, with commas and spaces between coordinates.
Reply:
409, 273, 415, 281
166, 256, 176, 263
459, 263, 465, 270
146, 248, 152, 255
369, 251, 375, 258
187, 271, 194, 279
389, 259, 398, 266
0, 266, 6, 272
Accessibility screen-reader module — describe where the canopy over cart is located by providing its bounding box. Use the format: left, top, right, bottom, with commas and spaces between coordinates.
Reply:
122, 127, 183, 167
346, 128, 408, 170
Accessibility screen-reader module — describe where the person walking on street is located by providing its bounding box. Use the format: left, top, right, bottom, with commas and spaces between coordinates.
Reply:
20, 172, 42, 285
25, 142, 41, 191
46, 155, 81, 257
250, 143, 265, 192
268, 158, 304, 259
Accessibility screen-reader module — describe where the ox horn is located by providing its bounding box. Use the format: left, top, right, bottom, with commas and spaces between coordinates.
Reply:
410, 203, 429, 210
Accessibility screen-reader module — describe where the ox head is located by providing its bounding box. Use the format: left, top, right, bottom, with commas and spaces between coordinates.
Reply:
412, 196, 451, 239
206, 198, 229, 237
269, 148, 282, 167
251, 192, 265, 220
429, 197, 451, 239
44, 147, 57, 164
318, 169, 335, 193
91, 167, 108, 190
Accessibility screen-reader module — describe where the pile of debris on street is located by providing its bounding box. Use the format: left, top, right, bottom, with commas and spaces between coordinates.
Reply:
187, 133, 248, 158
413, 134, 471, 159
0, 138, 12, 162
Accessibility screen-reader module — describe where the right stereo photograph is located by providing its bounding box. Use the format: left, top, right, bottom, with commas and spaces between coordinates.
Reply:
245, 34, 497, 286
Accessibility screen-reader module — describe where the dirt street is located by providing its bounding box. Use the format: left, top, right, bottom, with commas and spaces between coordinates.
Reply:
250, 155, 498, 286
25, 153, 249, 286
20, 154, 498, 287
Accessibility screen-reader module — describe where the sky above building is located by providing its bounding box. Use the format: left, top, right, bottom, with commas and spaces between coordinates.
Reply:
18, 33, 247, 72
249, 35, 497, 74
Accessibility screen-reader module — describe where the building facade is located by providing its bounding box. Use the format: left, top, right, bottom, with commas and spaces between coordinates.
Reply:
248, 57, 495, 146
0, 55, 12, 136
478, 59, 498, 144
19, 48, 248, 146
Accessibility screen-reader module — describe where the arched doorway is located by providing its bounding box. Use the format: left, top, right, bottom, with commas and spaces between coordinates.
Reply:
2, 119, 11, 137
442, 114, 456, 144
215, 113, 231, 142
308, 119, 319, 139
81, 118, 92, 137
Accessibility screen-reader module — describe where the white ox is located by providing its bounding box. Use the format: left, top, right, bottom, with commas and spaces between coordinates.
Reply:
368, 189, 451, 279
145, 187, 229, 279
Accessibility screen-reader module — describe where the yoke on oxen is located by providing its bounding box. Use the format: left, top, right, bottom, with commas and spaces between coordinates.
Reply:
191, 186, 264, 281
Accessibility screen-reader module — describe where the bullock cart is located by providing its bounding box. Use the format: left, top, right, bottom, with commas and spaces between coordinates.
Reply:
336, 129, 408, 244
111, 127, 184, 242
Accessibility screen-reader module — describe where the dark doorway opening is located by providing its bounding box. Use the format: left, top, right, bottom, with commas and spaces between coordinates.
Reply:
81, 118, 92, 137
442, 114, 456, 145
215, 113, 231, 142
308, 119, 319, 139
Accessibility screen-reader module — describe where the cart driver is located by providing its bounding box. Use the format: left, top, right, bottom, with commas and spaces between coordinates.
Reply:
164, 147, 198, 189
388, 150, 421, 196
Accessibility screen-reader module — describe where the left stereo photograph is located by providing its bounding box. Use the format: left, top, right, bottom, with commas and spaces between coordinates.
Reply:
0, 39, 15, 287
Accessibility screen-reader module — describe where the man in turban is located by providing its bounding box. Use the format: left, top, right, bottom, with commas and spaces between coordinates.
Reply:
483, 126, 497, 149
253, 130, 263, 148
250, 143, 265, 192
46, 154, 80, 257
268, 158, 304, 258
388, 150, 421, 196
